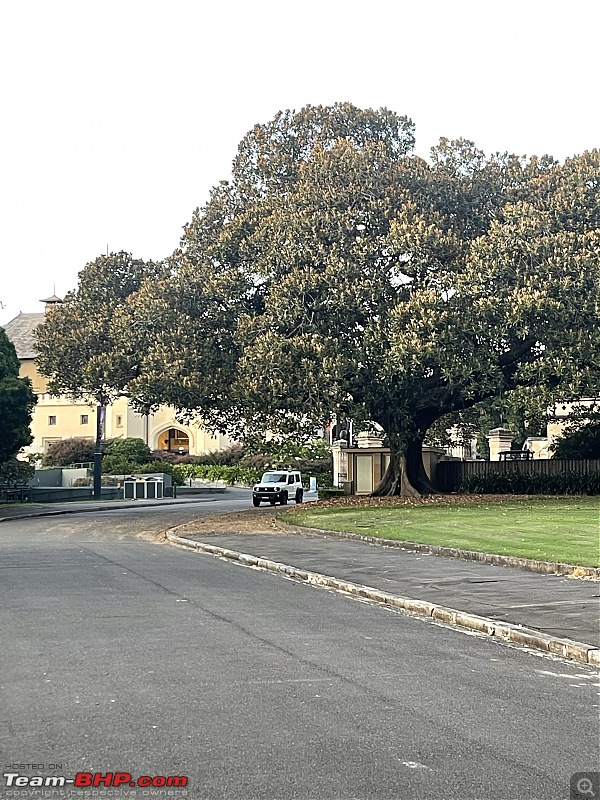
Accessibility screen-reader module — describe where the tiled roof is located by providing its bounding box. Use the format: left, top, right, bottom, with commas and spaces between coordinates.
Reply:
2, 313, 45, 359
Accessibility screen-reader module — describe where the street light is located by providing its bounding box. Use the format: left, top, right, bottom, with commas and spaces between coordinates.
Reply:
93, 405, 105, 500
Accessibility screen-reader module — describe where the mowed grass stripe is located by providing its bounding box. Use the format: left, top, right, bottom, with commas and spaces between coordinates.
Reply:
284, 497, 600, 566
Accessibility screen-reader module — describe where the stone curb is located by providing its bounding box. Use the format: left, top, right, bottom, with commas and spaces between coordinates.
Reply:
166, 529, 600, 667
275, 520, 600, 581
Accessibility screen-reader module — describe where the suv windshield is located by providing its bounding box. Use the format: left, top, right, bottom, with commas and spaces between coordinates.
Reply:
261, 473, 287, 483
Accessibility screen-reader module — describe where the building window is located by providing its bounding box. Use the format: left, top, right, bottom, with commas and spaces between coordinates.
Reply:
80, 414, 89, 425
116, 415, 123, 427
48, 415, 56, 426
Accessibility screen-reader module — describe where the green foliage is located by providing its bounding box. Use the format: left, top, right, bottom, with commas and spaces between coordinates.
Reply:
191, 444, 245, 466
550, 412, 600, 459
428, 389, 552, 458
35, 252, 165, 405
100, 455, 133, 475
176, 464, 263, 486
0, 328, 36, 463
135, 461, 185, 486
175, 461, 331, 488
317, 487, 345, 499
104, 438, 152, 463
42, 437, 96, 467
0, 458, 35, 486
243, 435, 332, 464
458, 471, 600, 495
101, 437, 153, 474
99, 445, 186, 485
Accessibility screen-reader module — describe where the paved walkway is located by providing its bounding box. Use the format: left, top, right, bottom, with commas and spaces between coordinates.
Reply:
186, 532, 600, 647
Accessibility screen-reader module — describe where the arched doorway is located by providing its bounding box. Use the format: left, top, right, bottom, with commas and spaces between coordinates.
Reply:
157, 428, 190, 454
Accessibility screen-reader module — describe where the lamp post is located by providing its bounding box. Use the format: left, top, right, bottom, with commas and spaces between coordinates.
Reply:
93, 404, 105, 500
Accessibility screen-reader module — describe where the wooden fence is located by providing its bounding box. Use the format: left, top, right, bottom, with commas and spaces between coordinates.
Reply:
436, 459, 600, 493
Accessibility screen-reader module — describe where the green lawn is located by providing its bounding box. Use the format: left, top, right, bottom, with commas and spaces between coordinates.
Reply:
283, 497, 600, 566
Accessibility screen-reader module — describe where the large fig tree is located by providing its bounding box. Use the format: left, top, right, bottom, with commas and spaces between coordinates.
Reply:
45, 104, 600, 496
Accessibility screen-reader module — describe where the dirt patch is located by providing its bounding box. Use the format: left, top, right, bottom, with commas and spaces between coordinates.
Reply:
173, 507, 295, 537
309, 493, 576, 508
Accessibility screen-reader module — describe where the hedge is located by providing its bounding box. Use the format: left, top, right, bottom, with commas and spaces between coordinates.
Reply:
177, 464, 332, 488
458, 471, 600, 495
317, 487, 345, 500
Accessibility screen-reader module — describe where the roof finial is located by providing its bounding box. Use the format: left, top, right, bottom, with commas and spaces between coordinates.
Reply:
40, 292, 63, 311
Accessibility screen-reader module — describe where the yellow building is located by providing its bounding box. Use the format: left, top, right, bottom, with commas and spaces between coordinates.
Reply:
3, 297, 234, 458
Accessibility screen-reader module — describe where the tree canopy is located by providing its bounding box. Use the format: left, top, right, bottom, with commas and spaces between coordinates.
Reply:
551, 410, 600, 459
0, 327, 36, 465
42, 437, 96, 467
35, 252, 165, 406
35, 103, 600, 495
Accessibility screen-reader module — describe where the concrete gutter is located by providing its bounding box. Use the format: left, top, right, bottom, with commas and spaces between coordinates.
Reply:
0, 492, 226, 524
276, 520, 600, 580
166, 529, 600, 668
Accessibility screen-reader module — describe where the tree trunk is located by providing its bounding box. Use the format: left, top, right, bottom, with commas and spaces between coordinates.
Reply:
371, 432, 438, 498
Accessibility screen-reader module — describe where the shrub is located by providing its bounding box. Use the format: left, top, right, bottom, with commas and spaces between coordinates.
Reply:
136, 461, 186, 486
149, 450, 204, 465
458, 471, 600, 495
176, 464, 263, 486
72, 476, 119, 487
318, 487, 345, 500
239, 452, 272, 469
193, 444, 246, 466
242, 435, 331, 464
104, 438, 152, 463
42, 437, 95, 467
0, 458, 35, 486
551, 420, 600, 459
101, 456, 134, 475
102, 438, 153, 475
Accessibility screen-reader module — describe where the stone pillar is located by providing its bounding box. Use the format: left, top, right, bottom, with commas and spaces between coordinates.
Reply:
356, 431, 384, 448
331, 439, 348, 488
523, 436, 550, 459
486, 428, 515, 461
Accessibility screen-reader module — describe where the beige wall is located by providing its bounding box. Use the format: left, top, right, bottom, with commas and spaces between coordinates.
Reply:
19, 361, 236, 456
26, 394, 95, 454
19, 359, 48, 393
149, 408, 234, 454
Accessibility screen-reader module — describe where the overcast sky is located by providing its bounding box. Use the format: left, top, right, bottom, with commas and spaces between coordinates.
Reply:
1, 0, 598, 324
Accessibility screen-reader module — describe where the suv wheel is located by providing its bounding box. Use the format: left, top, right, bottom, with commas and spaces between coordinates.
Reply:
280, 492, 288, 505
295, 489, 303, 504
252, 497, 261, 507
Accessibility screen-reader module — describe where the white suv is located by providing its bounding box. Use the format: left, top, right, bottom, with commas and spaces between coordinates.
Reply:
252, 470, 304, 506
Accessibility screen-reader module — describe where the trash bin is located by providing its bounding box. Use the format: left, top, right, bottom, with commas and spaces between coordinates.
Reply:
123, 477, 164, 499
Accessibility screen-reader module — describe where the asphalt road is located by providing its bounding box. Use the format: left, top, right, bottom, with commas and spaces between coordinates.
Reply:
0, 493, 598, 800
